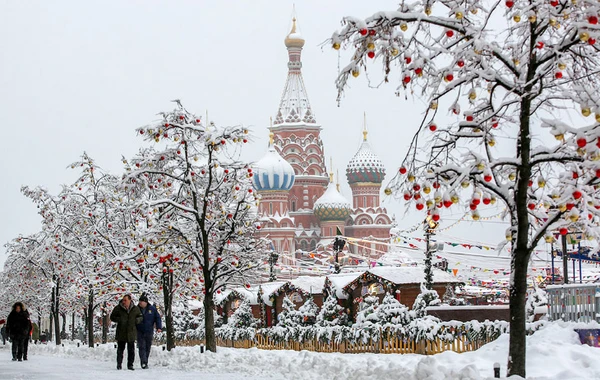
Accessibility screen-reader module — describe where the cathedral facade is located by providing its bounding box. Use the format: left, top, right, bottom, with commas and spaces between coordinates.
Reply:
253, 18, 393, 263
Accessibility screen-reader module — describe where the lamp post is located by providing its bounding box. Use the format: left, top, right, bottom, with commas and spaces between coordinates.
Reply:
268, 251, 279, 282
333, 235, 346, 274
423, 215, 439, 290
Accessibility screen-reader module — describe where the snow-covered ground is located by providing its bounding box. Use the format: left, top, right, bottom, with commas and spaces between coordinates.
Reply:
2, 321, 600, 379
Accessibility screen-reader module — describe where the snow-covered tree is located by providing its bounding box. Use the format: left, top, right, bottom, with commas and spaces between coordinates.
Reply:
412, 284, 441, 319
526, 287, 548, 322
316, 294, 348, 327
353, 295, 381, 342
297, 297, 318, 326
377, 293, 412, 326
276, 296, 302, 327
124, 101, 269, 352
331, 1, 600, 376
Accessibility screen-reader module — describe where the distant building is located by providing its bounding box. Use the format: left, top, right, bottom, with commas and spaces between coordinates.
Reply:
253, 17, 392, 266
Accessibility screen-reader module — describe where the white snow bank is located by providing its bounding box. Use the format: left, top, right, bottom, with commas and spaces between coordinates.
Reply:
19, 321, 600, 379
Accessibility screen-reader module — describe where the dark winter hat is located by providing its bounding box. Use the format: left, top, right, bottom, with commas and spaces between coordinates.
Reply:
139, 294, 149, 303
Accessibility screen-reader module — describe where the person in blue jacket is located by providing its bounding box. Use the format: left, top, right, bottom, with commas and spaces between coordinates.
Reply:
136, 294, 162, 369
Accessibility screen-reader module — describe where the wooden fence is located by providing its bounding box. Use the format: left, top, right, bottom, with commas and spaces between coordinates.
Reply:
175, 331, 495, 355
547, 284, 600, 322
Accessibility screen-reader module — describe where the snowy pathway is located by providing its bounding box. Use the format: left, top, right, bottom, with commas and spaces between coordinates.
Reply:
0, 344, 273, 380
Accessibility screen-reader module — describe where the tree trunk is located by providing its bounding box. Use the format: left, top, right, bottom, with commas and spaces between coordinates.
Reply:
48, 312, 53, 342
52, 277, 61, 345
162, 269, 175, 351
87, 291, 94, 347
508, 248, 529, 377
71, 312, 76, 341
61, 313, 66, 337
204, 294, 216, 352
102, 302, 108, 344
507, 75, 534, 377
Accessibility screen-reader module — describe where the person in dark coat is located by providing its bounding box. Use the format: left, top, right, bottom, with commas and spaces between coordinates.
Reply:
136, 294, 162, 369
1, 322, 7, 345
6, 302, 31, 361
22, 307, 33, 360
110, 294, 142, 370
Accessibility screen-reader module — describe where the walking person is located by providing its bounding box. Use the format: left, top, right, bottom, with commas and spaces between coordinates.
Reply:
110, 294, 142, 370
1, 320, 7, 345
136, 294, 162, 369
22, 306, 33, 360
6, 302, 30, 361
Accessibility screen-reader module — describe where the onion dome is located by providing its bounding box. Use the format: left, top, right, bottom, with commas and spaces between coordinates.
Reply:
314, 175, 352, 221
253, 134, 295, 191
346, 128, 386, 184
284, 17, 305, 48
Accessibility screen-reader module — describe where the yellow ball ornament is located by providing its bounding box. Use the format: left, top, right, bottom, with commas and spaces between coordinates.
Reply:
582, 107, 591, 117
558, 62, 566, 70
400, 23, 408, 32
455, 12, 463, 19
367, 42, 375, 50
332, 42, 341, 50
513, 15, 521, 23
352, 70, 360, 78
391, 48, 399, 56
384, 188, 393, 195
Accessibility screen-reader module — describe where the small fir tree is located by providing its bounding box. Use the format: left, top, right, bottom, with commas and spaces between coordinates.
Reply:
228, 300, 257, 329
526, 287, 548, 323
412, 284, 441, 319
316, 294, 348, 327
276, 296, 301, 327
377, 293, 412, 326
297, 297, 318, 326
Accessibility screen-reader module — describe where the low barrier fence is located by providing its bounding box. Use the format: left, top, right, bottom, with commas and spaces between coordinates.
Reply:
173, 328, 498, 355
547, 284, 600, 322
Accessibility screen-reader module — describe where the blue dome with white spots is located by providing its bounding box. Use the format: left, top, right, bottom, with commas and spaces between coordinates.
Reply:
253, 145, 295, 191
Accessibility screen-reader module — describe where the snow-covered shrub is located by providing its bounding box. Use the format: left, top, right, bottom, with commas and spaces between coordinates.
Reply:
297, 297, 318, 326
412, 284, 441, 319
316, 294, 348, 327
217, 300, 257, 341
526, 287, 548, 322
353, 295, 382, 342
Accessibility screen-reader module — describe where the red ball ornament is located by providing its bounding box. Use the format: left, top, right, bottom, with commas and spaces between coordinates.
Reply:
446, 30, 454, 38
443, 200, 453, 208
589, 38, 596, 45
566, 203, 575, 211
368, 29, 376, 36
195, 119, 200, 123
445, 73, 454, 82
359, 28, 368, 36
179, 116, 184, 120
573, 172, 579, 179
466, 115, 474, 122
536, 41, 544, 49
457, 60, 465, 68
429, 123, 437, 132
554, 71, 563, 79
559, 228, 568, 235
403, 192, 412, 201
595, 169, 600, 178
139, 130, 144, 134
432, 214, 440, 221
221, 139, 226, 145
589, 16, 599, 25
506, 0, 514, 7
415, 67, 423, 76
577, 138, 587, 148
528, 203, 535, 210
405, 56, 412, 64
416, 203, 425, 210
403, 75, 411, 84
484, 174, 492, 182
550, 0, 559, 6
367, 51, 375, 59
399, 167, 407, 174
482, 197, 491, 205
413, 184, 421, 192
573, 190, 582, 200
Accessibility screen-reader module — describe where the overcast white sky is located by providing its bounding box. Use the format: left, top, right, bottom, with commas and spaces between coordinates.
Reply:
0, 0, 512, 269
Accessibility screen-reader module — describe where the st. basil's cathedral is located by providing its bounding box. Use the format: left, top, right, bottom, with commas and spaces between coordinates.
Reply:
253, 18, 393, 267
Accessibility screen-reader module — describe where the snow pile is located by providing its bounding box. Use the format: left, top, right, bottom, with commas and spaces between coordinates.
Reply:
18, 321, 600, 379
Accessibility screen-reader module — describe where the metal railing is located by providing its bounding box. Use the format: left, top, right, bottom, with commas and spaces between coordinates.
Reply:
546, 284, 600, 322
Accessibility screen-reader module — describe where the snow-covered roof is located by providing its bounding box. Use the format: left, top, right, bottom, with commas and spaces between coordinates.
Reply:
326, 272, 363, 299
214, 287, 260, 306
253, 145, 295, 191
258, 281, 288, 306
368, 266, 462, 285
290, 276, 325, 295
188, 299, 203, 310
